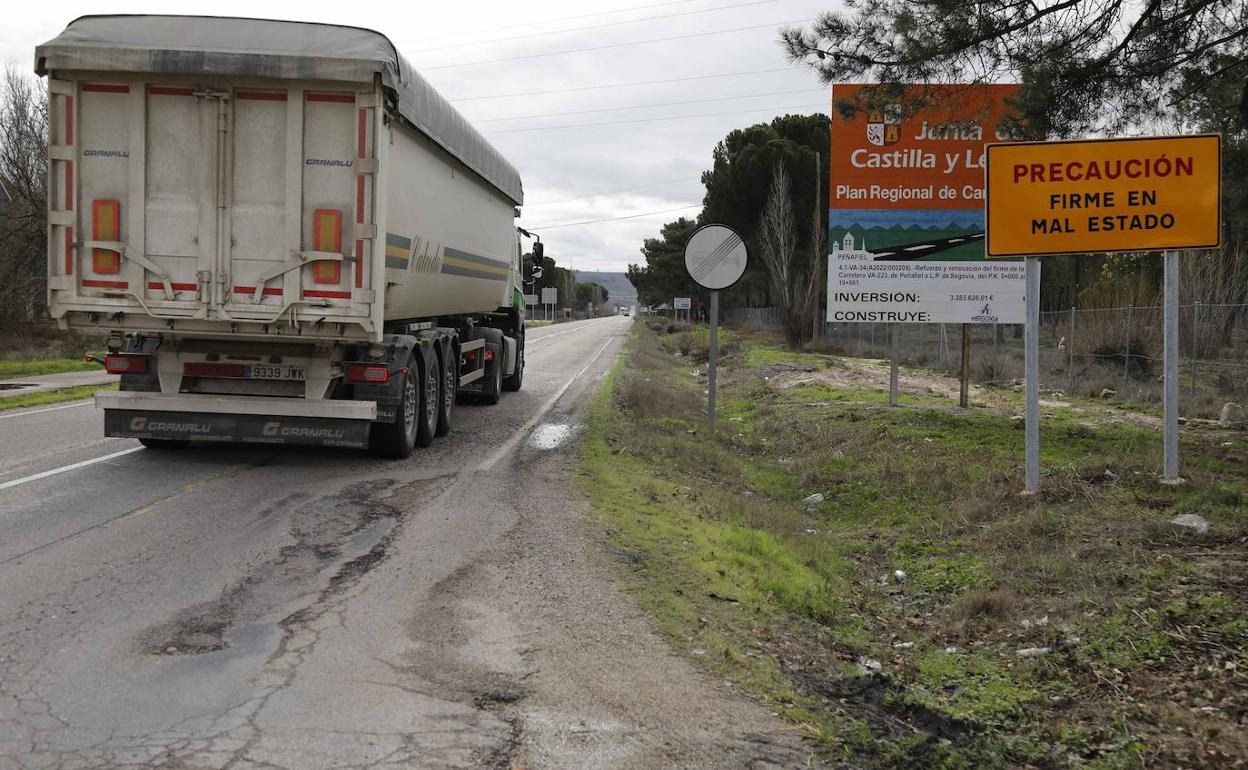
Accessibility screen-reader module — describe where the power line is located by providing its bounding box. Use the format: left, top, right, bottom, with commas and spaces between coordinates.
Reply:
527, 178, 698, 208
473, 88, 827, 123
419, 18, 815, 71
396, 0, 703, 44
449, 67, 796, 102
526, 205, 703, 231
409, 0, 776, 53
485, 101, 829, 134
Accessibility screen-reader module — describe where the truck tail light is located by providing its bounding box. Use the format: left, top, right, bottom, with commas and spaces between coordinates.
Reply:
104, 354, 148, 374
346, 364, 389, 383
92, 199, 121, 274
484, 349, 495, 362
311, 209, 342, 284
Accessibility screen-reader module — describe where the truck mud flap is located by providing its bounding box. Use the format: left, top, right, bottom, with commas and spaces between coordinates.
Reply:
105, 410, 371, 449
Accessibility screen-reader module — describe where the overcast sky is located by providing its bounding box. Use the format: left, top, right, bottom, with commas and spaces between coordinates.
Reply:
4, 0, 833, 272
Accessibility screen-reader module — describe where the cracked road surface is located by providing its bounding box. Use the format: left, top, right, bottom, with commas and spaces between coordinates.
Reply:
0, 316, 817, 769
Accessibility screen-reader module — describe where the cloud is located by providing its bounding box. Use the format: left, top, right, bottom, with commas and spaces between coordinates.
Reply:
11, 0, 831, 272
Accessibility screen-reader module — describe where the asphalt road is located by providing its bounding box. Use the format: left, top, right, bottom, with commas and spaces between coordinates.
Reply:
869, 231, 985, 260
0, 316, 813, 770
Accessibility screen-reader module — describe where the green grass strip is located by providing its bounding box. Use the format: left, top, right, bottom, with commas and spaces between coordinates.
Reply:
0, 383, 116, 412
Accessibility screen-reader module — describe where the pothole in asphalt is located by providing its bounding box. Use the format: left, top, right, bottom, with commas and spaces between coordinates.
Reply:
527, 423, 581, 450
140, 481, 410, 657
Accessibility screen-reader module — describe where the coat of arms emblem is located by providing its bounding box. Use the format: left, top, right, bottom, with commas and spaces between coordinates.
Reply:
866, 104, 902, 147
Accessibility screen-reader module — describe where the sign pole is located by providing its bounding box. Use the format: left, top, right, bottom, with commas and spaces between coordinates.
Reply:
708, 291, 719, 431
889, 323, 899, 407
1162, 249, 1183, 484
959, 323, 971, 408
1024, 256, 1040, 493
683, 223, 747, 435
812, 150, 822, 343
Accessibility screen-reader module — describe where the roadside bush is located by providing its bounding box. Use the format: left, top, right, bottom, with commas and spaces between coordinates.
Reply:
657, 326, 743, 363
615, 372, 701, 420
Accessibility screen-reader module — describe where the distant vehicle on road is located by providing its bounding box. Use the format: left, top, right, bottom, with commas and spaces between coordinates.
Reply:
37, 15, 530, 457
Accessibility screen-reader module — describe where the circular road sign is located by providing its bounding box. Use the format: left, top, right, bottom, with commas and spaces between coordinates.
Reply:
684, 224, 748, 290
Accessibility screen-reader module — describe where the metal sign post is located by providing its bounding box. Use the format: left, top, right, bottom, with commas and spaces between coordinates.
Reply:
959, 323, 971, 408
708, 292, 719, 430
684, 224, 748, 432
1024, 257, 1041, 493
889, 324, 899, 407
1162, 250, 1183, 484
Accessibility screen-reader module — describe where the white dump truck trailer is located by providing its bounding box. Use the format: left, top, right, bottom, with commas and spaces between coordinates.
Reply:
36, 15, 532, 457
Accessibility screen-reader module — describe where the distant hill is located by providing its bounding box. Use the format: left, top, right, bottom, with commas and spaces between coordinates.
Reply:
574, 271, 638, 307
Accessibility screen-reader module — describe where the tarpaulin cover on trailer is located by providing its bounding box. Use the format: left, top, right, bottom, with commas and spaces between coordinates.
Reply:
35, 14, 524, 205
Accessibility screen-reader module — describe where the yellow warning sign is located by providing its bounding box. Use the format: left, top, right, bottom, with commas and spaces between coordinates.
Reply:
985, 134, 1221, 257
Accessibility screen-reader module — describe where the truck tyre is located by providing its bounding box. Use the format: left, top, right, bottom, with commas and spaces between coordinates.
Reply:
369, 355, 420, 458
415, 352, 439, 448
434, 344, 455, 438
139, 438, 189, 450
502, 337, 523, 392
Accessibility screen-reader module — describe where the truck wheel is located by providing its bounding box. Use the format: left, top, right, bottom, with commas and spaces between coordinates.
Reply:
502, 338, 523, 392
369, 356, 419, 458
434, 346, 455, 438
139, 438, 189, 450
481, 342, 503, 405
415, 352, 439, 447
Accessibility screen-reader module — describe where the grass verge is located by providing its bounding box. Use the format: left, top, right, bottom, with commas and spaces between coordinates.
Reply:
579, 322, 1247, 769
0, 357, 100, 379
0, 383, 116, 412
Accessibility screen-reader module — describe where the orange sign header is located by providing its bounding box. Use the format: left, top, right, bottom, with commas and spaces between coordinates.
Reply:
985, 134, 1222, 257
830, 83, 1020, 211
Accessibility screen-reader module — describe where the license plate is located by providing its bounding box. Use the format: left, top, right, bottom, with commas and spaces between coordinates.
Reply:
246, 365, 305, 381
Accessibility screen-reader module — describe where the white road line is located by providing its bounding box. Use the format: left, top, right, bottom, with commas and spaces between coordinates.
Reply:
0, 446, 144, 493
903, 245, 933, 252
0, 400, 94, 420
872, 251, 894, 257
527, 326, 588, 345
948, 238, 965, 243
478, 335, 615, 471
527, 320, 608, 348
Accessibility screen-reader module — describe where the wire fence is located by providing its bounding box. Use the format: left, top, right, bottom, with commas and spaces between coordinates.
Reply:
726, 303, 1248, 420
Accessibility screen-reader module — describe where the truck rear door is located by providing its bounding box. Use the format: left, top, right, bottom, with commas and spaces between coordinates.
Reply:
225, 87, 374, 314
48, 78, 379, 332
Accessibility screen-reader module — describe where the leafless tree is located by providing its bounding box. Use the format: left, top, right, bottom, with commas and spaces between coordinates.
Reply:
758, 162, 814, 347
1182, 244, 1248, 359
0, 64, 48, 322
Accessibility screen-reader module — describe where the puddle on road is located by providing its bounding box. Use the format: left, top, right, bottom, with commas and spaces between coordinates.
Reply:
348, 516, 396, 556
527, 423, 580, 451
162, 622, 279, 673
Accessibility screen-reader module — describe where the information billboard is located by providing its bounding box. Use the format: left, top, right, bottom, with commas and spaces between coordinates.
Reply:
827, 84, 1027, 324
